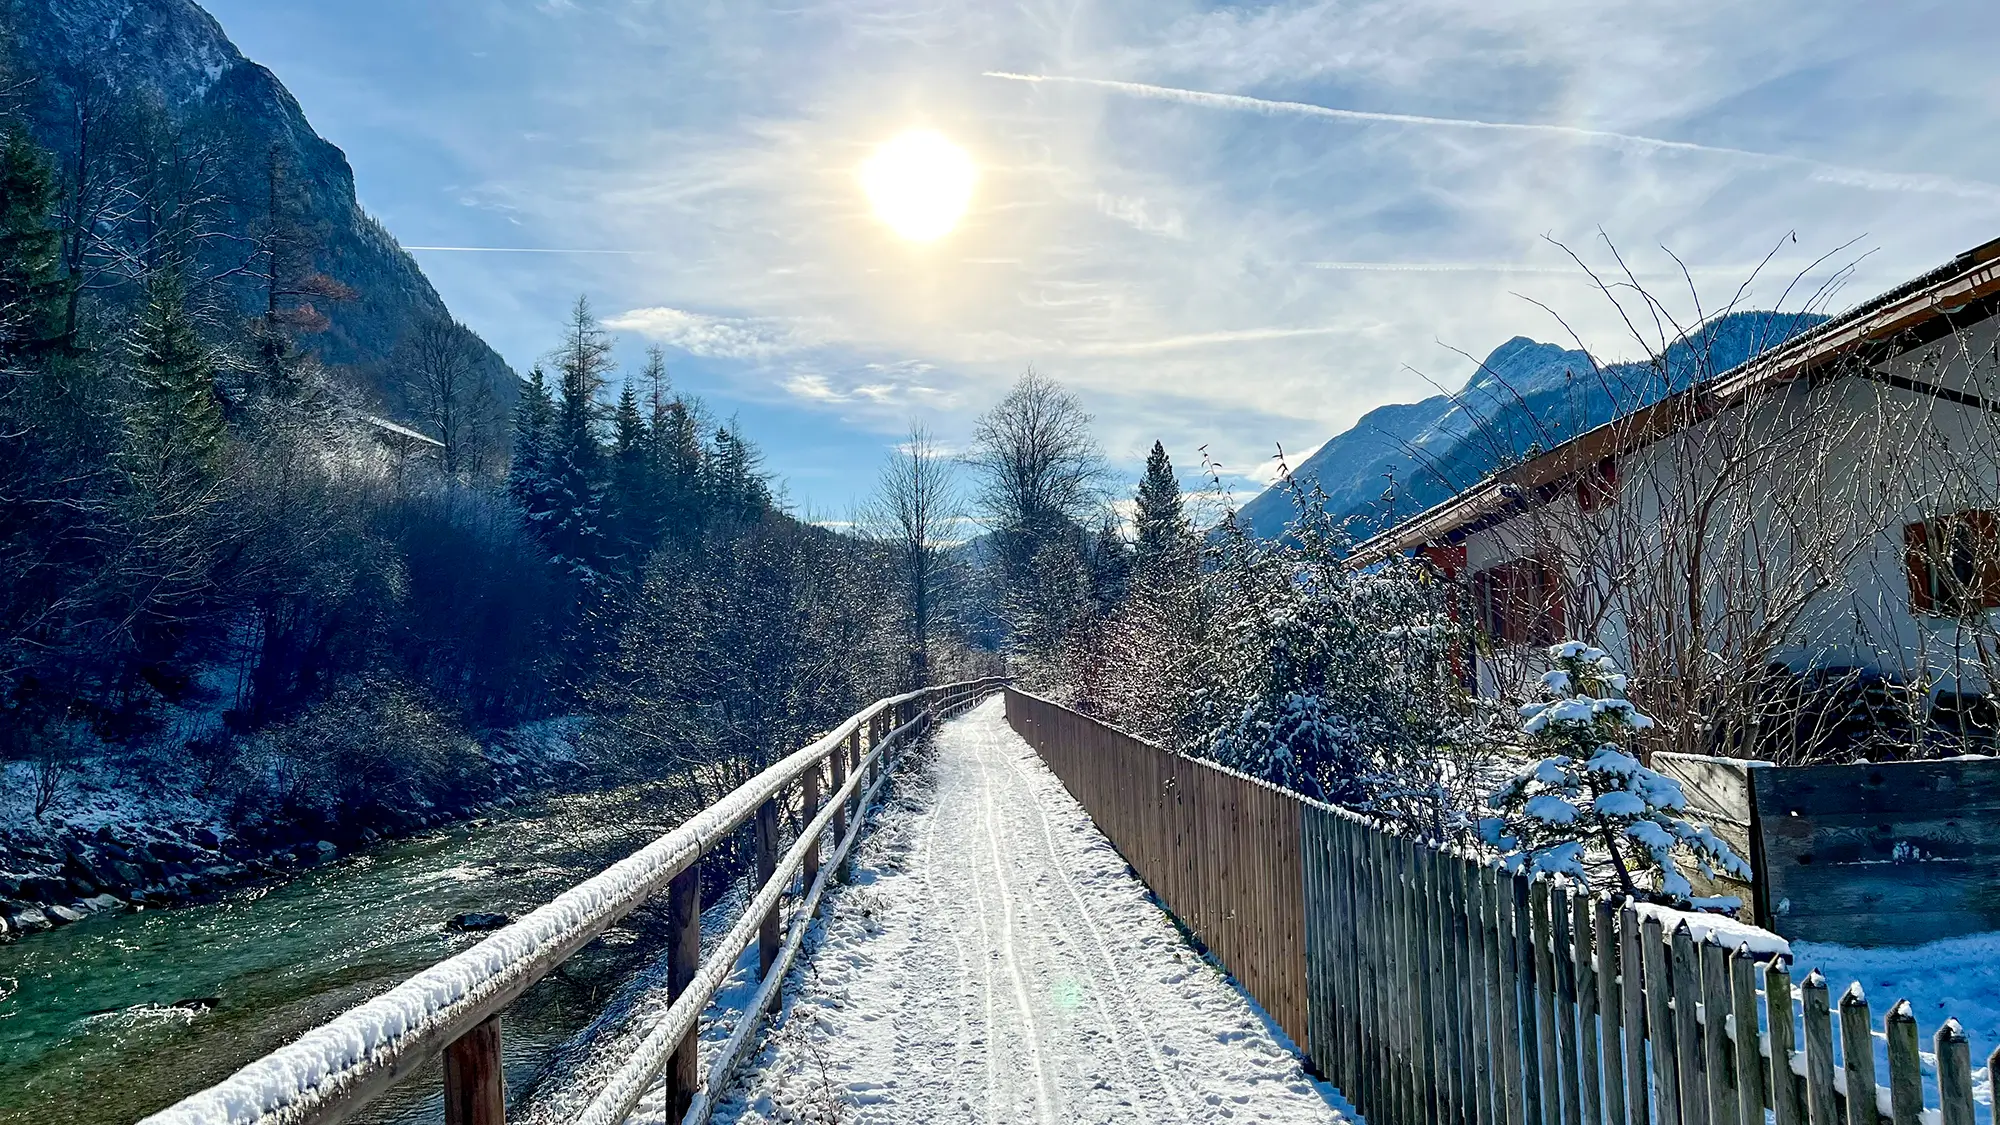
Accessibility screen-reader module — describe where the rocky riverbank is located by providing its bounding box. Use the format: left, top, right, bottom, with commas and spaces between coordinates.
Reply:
0, 719, 591, 939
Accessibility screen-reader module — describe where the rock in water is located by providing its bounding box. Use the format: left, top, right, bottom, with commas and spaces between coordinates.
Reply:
449, 912, 512, 932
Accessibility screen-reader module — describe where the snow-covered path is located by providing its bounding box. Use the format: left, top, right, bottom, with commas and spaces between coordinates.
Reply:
710, 696, 1347, 1124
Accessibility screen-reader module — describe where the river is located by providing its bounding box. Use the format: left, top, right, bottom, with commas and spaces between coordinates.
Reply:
0, 780, 695, 1125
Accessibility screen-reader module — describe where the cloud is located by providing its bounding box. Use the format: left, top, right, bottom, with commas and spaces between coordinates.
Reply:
986, 71, 2000, 203
604, 307, 816, 361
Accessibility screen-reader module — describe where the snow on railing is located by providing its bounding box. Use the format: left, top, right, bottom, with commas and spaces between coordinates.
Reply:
138, 677, 1008, 1125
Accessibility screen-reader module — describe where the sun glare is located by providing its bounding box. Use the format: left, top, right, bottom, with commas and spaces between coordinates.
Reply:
860, 130, 975, 242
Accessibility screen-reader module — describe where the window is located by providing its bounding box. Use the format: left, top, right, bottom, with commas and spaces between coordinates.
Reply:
1471, 558, 1566, 646
1905, 510, 2000, 617
1575, 456, 1619, 513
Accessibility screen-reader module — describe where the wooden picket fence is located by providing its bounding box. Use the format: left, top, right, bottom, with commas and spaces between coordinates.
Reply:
1005, 689, 1994, 1125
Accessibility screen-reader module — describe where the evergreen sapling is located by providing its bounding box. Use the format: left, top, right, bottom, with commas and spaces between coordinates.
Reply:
1484, 642, 1750, 906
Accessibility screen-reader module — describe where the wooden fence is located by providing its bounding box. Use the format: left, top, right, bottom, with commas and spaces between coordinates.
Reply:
139, 677, 1009, 1125
1005, 689, 1996, 1125
1656, 751, 2000, 946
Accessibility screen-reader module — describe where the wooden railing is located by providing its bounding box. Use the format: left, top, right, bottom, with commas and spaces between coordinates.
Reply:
1005, 688, 1996, 1125
140, 676, 1008, 1125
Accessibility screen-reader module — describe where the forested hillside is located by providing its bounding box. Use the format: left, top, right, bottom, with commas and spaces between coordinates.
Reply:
0, 0, 518, 423
0, 50, 987, 928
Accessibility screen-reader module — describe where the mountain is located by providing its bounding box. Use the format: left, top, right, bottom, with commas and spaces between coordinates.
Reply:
0, 0, 516, 422
1236, 310, 1828, 541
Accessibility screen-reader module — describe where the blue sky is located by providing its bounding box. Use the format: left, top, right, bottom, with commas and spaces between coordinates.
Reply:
201, 0, 2000, 514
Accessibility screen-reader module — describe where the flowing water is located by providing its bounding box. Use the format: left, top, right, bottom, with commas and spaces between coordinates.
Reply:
0, 781, 694, 1125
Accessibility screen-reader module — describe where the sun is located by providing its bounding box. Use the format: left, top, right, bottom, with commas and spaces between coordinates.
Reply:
859, 130, 976, 242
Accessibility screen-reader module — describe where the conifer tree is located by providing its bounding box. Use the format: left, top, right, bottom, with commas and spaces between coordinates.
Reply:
1132, 441, 1192, 568
609, 379, 653, 565
543, 297, 613, 581
124, 266, 224, 490
508, 365, 556, 521
649, 388, 706, 542
0, 128, 66, 362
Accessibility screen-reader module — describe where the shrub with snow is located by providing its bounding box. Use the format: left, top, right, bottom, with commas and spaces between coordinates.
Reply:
1484, 642, 1750, 905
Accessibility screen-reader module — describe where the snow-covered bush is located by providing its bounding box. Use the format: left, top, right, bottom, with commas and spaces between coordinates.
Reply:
1193, 478, 1498, 834
1484, 643, 1750, 905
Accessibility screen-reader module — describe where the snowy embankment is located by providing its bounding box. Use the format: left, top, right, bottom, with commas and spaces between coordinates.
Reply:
0, 717, 587, 939
680, 697, 1347, 1125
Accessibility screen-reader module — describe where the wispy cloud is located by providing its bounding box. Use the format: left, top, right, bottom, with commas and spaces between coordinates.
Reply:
604, 307, 816, 361
986, 71, 2000, 203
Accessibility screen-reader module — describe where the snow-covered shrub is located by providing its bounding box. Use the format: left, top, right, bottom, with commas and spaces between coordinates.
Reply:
1484, 642, 1750, 905
1193, 478, 1497, 834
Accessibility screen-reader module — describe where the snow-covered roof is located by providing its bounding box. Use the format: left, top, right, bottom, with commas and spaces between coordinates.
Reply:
361, 414, 444, 448
1349, 234, 2000, 567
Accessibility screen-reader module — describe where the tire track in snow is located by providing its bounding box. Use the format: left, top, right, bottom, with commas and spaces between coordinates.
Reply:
993, 736, 1193, 1123
971, 738, 1057, 1124
915, 790, 977, 1112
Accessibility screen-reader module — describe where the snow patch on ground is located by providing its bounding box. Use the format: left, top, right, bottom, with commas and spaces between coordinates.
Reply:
701, 697, 1347, 1124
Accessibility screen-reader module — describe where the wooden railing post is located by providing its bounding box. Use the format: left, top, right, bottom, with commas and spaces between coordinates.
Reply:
443, 1014, 505, 1125
802, 760, 822, 912
755, 795, 781, 1010
846, 727, 863, 819
665, 864, 701, 1118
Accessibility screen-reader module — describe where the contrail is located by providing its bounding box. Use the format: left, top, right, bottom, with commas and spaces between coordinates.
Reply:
1307, 261, 1784, 276
402, 245, 646, 255
986, 72, 2000, 202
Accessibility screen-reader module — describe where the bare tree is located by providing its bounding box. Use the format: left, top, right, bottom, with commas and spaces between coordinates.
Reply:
400, 313, 481, 474
967, 369, 1105, 664
1443, 237, 1916, 763
869, 425, 962, 689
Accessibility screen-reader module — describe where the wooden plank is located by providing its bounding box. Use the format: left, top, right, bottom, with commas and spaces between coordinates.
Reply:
443, 1015, 505, 1125
1595, 897, 1625, 1125
1575, 892, 1602, 1125
1933, 1022, 1973, 1125
1531, 878, 1556, 1125
1701, 938, 1737, 1125
1766, 961, 1802, 1125
1884, 1001, 1922, 1125
1801, 972, 1837, 1125
1671, 924, 1708, 1125
1470, 858, 1498, 1125
1619, 902, 1648, 1125
1553, 883, 1582, 1125
1417, 846, 1441, 1124
1499, 872, 1526, 1125
1642, 915, 1681, 1125
1727, 946, 1761, 1125
1837, 985, 1876, 1125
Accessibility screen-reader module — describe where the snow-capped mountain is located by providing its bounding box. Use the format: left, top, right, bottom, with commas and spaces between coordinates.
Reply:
1235, 310, 1827, 541
0, 0, 517, 416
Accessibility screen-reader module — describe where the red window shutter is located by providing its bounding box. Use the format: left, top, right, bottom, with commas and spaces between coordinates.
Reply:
1906, 521, 1936, 614
1969, 510, 2000, 607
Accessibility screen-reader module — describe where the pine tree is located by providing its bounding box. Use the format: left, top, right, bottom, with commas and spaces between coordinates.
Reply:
708, 424, 769, 526
609, 379, 653, 564
1485, 644, 1751, 904
1132, 441, 1192, 567
543, 297, 613, 581
0, 128, 66, 363
650, 392, 706, 542
508, 365, 556, 521
124, 267, 224, 490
